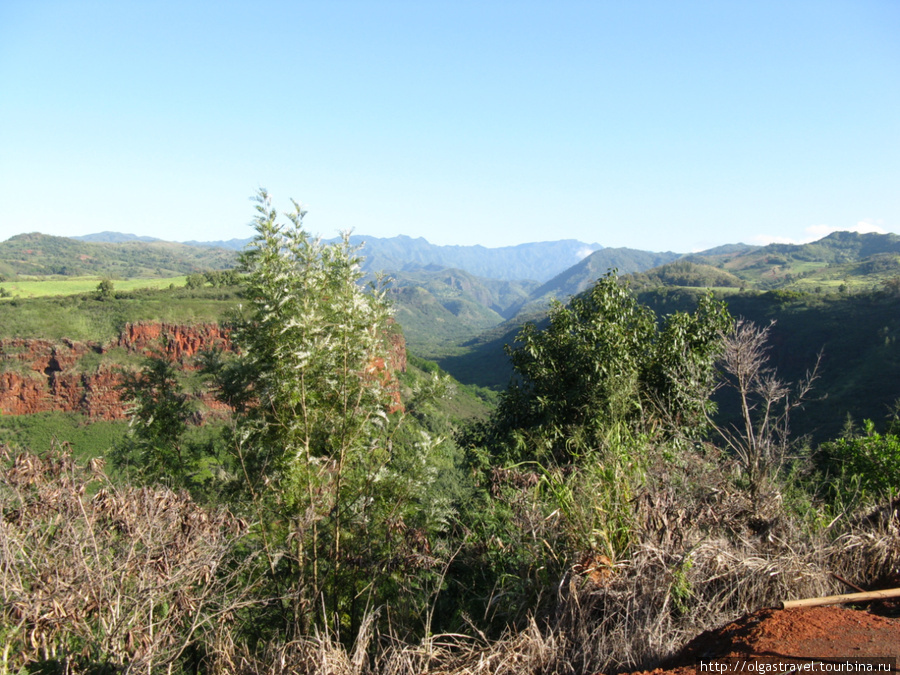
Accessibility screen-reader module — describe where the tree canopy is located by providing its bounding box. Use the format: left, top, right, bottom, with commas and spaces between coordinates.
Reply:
478, 271, 732, 463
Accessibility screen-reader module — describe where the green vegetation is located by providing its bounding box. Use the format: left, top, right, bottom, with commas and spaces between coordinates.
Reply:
470, 273, 730, 464
403, 354, 494, 420
111, 356, 201, 489
73, 346, 147, 373
0, 285, 239, 342
194, 191, 466, 642
679, 286, 900, 441
0, 232, 237, 278
390, 283, 505, 359
818, 419, 900, 502
686, 231, 900, 292
632, 259, 744, 288
0, 412, 127, 459
0, 274, 187, 298
96, 277, 115, 299
3, 223, 900, 673
372, 267, 539, 359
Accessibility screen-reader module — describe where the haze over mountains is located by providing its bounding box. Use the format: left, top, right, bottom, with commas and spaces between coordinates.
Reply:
71, 232, 606, 283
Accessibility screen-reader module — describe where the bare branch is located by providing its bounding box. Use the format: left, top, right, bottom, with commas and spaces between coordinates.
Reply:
714, 320, 821, 499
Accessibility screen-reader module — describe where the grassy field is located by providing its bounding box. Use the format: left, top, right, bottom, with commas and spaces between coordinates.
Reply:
0, 411, 128, 459
0, 286, 241, 342
0, 275, 187, 298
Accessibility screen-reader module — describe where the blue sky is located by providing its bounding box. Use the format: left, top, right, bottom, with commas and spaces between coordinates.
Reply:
1, 1, 898, 252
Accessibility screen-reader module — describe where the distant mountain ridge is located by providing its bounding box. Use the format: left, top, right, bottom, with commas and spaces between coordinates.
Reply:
73, 232, 163, 244
69, 231, 606, 283
180, 237, 254, 250
512, 247, 682, 314
0, 233, 237, 278
342, 235, 604, 283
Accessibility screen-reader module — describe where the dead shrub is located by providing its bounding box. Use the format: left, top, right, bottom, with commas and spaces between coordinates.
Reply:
0, 444, 252, 673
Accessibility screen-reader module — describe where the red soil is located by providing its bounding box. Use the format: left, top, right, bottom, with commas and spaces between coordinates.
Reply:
0, 321, 408, 419
626, 607, 900, 675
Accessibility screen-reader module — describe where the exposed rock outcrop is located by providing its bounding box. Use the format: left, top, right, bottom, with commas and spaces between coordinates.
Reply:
114, 322, 230, 363
0, 323, 230, 420
0, 322, 406, 420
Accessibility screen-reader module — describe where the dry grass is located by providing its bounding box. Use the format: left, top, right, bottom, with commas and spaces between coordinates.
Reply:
0, 445, 254, 674
2, 443, 897, 674
203, 450, 899, 675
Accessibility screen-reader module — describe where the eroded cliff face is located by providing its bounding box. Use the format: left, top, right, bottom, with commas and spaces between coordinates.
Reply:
0, 323, 230, 420
0, 322, 406, 420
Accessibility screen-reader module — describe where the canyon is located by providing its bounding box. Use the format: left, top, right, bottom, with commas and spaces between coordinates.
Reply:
0, 322, 406, 420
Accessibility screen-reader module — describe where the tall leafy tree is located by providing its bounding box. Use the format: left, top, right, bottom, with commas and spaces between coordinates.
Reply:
223, 191, 394, 485
480, 271, 731, 464
208, 190, 453, 641
96, 278, 114, 299
114, 355, 197, 488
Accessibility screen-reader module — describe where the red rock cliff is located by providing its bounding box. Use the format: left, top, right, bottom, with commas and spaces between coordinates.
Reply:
0, 322, 406, 420
0, 323, 229, 420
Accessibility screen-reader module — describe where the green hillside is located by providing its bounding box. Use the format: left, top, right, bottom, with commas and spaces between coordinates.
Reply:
512, 247, 682, 314
687, 231, 900, 291
389, 267, 538, 318
637, 284, 900, 441
391, 285, 505, 360
631, 260, 744, 289
0, 285, 240, 342
382, 267, 538, 359
0, 232, 238, 279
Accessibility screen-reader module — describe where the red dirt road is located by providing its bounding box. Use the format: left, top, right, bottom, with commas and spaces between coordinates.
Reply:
626, 607, 900, 675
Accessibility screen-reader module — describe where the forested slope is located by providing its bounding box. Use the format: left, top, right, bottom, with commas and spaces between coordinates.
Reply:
0, 232, 237, 278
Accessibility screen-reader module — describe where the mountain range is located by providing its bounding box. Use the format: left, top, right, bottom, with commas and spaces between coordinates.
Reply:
68, 232, 605, 283
3, 228, 900, 441
7, 229, 900, 363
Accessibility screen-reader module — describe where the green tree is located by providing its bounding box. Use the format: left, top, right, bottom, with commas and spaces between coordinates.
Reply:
96, 278, 114, 299
478, 272, 731, 464
208, 190, 454, 641
112, 355, 198, 488
644, 289, 734, 432
184, 272, 206, 289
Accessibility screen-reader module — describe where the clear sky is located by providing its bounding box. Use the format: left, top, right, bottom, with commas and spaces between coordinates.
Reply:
1, 1, 898, 252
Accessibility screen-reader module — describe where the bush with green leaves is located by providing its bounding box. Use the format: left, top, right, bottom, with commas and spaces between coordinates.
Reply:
113, 356, 195, 484
819, 420, 900, 502
110, 355, 228, 498
203, 190, 458, 643
475, 271, 731, 464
